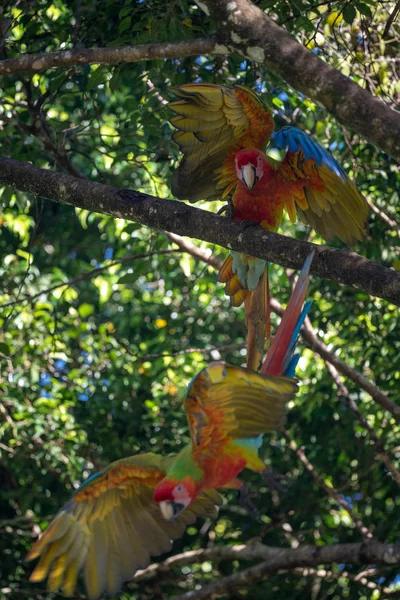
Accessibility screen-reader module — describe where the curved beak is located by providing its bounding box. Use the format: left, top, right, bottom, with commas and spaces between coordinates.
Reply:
240, 164, 257, 190
159, 500, 186, 521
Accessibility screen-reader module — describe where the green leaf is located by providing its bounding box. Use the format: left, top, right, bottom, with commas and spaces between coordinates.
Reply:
355, 1, 373, 18
119, 16, 131, 34
343, 4, 357, 23
118, 272, 138, 284
0, 343, 10, 355
78, 303, 95, 318
86, 66, 109, 90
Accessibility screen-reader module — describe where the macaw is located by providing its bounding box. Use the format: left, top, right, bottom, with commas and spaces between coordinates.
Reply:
169, 83, 368, 369
26, 252, 313, 600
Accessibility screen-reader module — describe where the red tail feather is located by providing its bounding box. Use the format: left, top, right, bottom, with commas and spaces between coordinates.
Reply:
260, 251, 315, 376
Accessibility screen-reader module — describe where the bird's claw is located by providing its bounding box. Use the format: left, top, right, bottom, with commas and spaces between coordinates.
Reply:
239, 220, 261, 230
217, 200, 234, 219
262, 470, 289, 493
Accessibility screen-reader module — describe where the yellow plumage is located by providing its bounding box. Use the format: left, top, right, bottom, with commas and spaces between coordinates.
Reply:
26, 454, 222, 599
185, 362, 297, 447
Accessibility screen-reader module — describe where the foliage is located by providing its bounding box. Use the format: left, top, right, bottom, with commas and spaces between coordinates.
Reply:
0, 1, 399, 599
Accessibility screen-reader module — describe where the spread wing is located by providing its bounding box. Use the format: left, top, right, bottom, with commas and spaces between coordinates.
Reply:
26, 453, 221, 600
272, 127, 369, 244
170, 83, 274, 202
184, 362, 297, 450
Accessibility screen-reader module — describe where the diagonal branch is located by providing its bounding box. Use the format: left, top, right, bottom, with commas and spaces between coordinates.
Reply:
296, 312, 400, 420
204, 0, 400, 162
325, 361, 400, 487
283, 431, 374, 538
0, 155, 400, 307
0, 250, 178, 310
159, 238, 398, 420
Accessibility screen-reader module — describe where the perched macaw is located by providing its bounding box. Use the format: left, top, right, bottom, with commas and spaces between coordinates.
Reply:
169, 83, 368, 368
26, 252, 313, 600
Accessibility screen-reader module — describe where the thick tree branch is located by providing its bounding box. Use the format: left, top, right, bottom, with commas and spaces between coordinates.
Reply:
204, 0, 400, 162
1, 3, 399, 162
172, 544, 399, 600
0, 156, 399, 308
0, 37, 222, 75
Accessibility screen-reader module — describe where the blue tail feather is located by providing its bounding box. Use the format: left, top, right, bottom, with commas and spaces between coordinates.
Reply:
283, 300, 312, 376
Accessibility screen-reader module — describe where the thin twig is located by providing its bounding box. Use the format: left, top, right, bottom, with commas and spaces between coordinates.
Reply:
325, 361, 400, 488
283, 431, 374, 539
0, 250, 178, 311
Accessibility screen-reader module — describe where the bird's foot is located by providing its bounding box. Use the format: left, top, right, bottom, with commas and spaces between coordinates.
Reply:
262, 469, 289, 493
239, 482, 261, 520
239, 220, 261, 230
217, 200, 234, 219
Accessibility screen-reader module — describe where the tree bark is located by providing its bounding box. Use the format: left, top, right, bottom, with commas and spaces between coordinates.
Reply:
0, 37, 222, 74
0, 155, 399, 306
132, 540, 400, 591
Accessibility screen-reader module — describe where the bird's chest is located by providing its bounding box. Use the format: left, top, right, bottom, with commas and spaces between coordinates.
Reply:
198, 450, 246, 489
233, 183, 283, 229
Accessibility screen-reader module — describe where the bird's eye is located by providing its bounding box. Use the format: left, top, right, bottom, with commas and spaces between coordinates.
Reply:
176, 484, 183, 492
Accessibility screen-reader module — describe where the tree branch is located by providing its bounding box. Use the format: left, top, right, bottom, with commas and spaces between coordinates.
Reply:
297, 312, 400, 421
0, 250, 178, 310
204, 0, 400, 162
154, 237, 398, 421
0, 37, 222, 75
283, 431, 374, 539
325, 362, 400, 488
132, 541, 400, 594
0, 156, 399, 307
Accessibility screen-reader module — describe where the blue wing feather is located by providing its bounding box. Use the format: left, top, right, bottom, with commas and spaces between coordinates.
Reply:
272, 126, 346, 180
74, 471, 102, 493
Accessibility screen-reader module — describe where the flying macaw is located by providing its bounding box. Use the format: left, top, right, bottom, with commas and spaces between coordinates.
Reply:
169, 83, 368, 369
26, 252, 313, 600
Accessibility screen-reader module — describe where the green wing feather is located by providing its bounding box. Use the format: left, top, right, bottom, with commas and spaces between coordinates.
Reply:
26, 453, 221, 599
185, 362, 297, 447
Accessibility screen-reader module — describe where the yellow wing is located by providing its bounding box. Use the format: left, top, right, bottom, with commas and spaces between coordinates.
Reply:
26, 453, 221, 599
170, 83, 274, 202
273, 127, 369, 245
184, 362, 297, 449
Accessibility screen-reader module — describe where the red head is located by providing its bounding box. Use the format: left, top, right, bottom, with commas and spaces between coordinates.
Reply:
235, 148, 272, 191
153, 476, 198, 521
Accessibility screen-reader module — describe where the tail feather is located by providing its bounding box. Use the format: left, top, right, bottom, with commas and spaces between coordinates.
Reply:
245, 269, 269, 371
219, 255, 251, 307
218, 252, 272, 370
261, 250, 315, 377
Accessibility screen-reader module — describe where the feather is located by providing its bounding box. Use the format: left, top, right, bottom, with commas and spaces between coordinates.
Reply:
169, 83, 274, 202
245, 269, 269, 371
261, 250, 314, 377
27, 453, 221, 600
185, 362, 297, 446
274, 127, 369, 244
